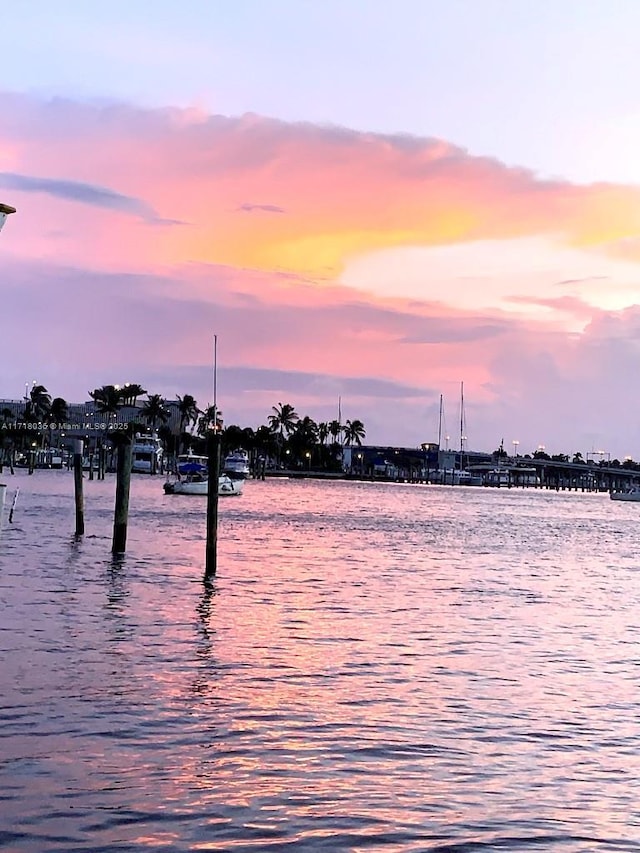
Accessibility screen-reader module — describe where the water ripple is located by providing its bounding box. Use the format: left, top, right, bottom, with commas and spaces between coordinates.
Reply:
1, 474, 640, 850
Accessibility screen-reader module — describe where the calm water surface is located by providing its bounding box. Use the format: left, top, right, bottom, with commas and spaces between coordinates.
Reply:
1, 472, 640, 851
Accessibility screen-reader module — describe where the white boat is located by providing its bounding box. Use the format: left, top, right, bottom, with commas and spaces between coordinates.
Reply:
132, 432, 164, 474
484, 468, 512, 487
431, 469, 482, 486
223, 449, 251, 478
610, 485, 640, 502
177, 450, 208, 474
163, 472, 243, 496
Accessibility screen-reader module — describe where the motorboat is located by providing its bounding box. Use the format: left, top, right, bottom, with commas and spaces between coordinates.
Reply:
177, 450, 208, 475
223, 449, 251, 478
163, 472, 244, 496
132, 432, 164, 474
610, 485, 640, 502
431, 469, 482, 486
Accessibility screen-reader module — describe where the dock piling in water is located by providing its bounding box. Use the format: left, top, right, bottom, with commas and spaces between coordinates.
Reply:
205, 431, 221, 578
0, 483, 5, 538
73, 439, 85, 536
8, 488, 19, 523
112, 437, 133, 554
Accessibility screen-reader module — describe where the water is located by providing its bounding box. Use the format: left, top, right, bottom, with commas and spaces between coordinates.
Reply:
1, 472, 640, 851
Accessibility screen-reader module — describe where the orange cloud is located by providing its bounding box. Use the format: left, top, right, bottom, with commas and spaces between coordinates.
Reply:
4, 93, 640, 456
3, 94, 640, 281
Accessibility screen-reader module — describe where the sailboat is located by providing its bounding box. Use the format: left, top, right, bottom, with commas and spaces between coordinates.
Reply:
457, 382, 482, 486
432, 383, 481, 486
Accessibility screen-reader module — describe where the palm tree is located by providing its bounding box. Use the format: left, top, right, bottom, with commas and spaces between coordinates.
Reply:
140, 394, 169, 430
29, 384, 51, 420
317, 421, 329, 445
254, 425, 278, 468
289, 416, 319, 468
197, 406, 223, 436
343, 418, 366, 447
89, 385, 124, 417
268, 402, 299, 464
48, 397, 68, 448
49, 397, 68, 424
328, 419, 343, 444
268, 402, 299, 438
174, 393, 199, 456
177, 394, 199, 434
119, 383, 147, 407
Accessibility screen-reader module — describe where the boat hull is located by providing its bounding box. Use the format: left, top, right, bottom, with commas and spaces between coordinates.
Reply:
164, 475, 243, 496
610, 489, 640, 502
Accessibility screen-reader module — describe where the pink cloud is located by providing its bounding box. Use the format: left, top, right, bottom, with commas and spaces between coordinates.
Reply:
2, 92, 640, 456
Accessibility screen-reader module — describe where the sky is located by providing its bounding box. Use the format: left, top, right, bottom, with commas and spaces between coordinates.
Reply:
2, 0, 640, 458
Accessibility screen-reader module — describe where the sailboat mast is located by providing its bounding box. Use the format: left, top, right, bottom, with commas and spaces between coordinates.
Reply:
460, 381, 464, 454
213, 334, 218, 429
437, 394, 443, 449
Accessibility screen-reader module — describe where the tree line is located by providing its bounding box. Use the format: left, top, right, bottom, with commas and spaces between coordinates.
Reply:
0, 384, 367, 472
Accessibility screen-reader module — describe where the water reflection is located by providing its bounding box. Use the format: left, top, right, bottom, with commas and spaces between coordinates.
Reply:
2, 474, 640, 851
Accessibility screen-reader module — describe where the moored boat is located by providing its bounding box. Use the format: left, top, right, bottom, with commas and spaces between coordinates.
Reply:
610, 485, 640, 502
177, 450, 208, 475
163, 472, 244, 496
132, 432, 164, 474
223, 449, 251, 479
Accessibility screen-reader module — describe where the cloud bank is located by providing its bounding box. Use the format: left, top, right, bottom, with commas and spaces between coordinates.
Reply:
2, 92, 640, 456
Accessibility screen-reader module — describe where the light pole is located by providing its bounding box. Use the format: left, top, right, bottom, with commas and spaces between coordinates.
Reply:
512, 440, 519, 458
0, 202, 16, 234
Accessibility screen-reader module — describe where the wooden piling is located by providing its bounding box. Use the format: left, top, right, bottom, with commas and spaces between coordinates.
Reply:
88, 452, 94, 481
112, 438, 133, 554
8, 487, 19, 523
0, 483, 5, 538
73, 439, 85, 536
205, 430, 221, 578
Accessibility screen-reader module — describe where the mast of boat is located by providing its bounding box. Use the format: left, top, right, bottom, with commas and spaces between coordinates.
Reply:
338, 395, 342, 427
459, 381, 466, 471
460, 382, 464, 453
437, 394, 443, 449
212, 334, 218, 429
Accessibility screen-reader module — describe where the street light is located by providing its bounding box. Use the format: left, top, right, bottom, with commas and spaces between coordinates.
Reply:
0, 202, 16, 234
512, 440, 519, 458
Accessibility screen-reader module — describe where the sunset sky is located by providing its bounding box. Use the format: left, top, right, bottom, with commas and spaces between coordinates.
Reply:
3, 0, 640, 457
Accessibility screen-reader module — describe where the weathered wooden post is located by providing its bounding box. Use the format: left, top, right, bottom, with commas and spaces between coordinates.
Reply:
205, 429, 221, 579
98, 441, 105, 480
112, 434, 133, 554
0, 483, 6, 539
73, 439, 84, 536
8, 488, 19, 523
